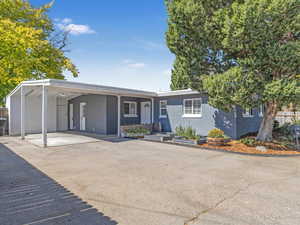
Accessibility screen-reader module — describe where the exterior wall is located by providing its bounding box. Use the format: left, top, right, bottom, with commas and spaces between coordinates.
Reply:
106, 95, 118, 135
9, 94, 57, 135
154, 94, 237, 138
235, 107, 262, 138
120, 97, 151, 126
56, 97, 68, 131
69, 94, 107, 134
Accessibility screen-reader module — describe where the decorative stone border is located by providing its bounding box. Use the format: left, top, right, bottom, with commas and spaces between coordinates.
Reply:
141, 138, 300, 158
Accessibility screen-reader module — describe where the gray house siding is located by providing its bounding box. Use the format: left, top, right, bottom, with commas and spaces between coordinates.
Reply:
154, 94, 237, 138
67, 93, 261, 139
120, 97, 151, 126
236, 107, 262, 138
69, 94, 107, 134
106, 95, 118, 135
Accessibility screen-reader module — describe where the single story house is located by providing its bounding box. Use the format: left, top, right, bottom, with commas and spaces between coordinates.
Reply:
6, 79, 262, 147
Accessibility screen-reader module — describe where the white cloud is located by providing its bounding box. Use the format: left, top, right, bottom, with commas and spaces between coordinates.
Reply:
62, 18, 72, 24
121, 59, 146, 69
62, 24, 96, 35
127, 63, 146, 69
56, 18, 95, 35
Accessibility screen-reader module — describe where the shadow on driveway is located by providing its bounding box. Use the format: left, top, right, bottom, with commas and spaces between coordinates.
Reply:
0, 144, 118, 225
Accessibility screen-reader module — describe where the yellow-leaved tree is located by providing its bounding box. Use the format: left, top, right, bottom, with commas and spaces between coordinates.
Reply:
0, 0, 79, 105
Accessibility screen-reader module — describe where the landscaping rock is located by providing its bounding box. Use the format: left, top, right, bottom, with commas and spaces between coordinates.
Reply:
256, 146, 267, 153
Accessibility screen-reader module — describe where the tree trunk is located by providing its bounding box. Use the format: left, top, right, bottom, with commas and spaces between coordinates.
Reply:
256, 102, 278, 142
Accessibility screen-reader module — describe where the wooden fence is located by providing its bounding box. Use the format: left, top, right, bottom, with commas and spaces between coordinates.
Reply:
0, 108, 8, 136
276, 111, 300, 125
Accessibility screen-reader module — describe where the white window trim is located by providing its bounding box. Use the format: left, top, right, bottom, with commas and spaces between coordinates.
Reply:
242, 108, 254, 118
123, 101, 138, 118
259, 105, 264, 117
183, 98, 202, 118
159, 100, 167, 118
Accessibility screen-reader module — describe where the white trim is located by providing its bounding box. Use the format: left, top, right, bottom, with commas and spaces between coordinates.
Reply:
183, 98, 202, 117
7, 79, 203, 99
124, 114, 138, 118
157, 89, 199, 97
159, 100, 168, 118
259, 105, 264, 117
242, 108, 254, 118
123, 101, 137, 117
182, 114, 202, 118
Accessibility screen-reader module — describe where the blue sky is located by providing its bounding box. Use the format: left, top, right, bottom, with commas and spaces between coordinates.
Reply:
31, 0, 174, 91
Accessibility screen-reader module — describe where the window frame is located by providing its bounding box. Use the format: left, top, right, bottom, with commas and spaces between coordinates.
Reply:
123, 101, 138, 117
159, 100, 168, 118
242, 108, 254, 118
259, 105, 264, 117
182, 98, 202, 118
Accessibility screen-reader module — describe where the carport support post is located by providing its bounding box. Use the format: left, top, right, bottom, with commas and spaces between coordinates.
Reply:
42, 85, 48, 147
20, 86, 25, 140
117, 95, 121, 137
151, 98, 154, 123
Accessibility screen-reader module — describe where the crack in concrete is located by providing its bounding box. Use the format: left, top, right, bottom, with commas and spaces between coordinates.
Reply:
184, 166, 299, 225
87, 197, 190, 219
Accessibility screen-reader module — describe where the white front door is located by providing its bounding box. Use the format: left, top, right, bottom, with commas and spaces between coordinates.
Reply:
80, 102, 87, 131
141, 102, 151, 124
69, 104, 74, 129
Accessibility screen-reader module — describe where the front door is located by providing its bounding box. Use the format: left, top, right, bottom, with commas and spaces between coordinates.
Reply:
80, 102, 87, 131
141, 102, 151, 124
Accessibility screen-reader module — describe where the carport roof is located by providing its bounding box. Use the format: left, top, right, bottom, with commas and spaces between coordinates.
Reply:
7, 79, 200, 98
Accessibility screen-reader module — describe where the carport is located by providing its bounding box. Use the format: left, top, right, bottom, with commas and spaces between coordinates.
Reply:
6, 79, 156, 147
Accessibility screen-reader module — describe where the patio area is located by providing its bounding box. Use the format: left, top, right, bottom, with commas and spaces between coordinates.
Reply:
25, 132, 121, 147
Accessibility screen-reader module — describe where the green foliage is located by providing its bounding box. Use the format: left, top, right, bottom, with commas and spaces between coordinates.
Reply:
207, 128, 225, 138
240, 137, 257, 147
170, 57, 190, 90
124, 127, 151, 135
0, 0, 78, 105
175, 126, 199, 140
165, 0, 300, 141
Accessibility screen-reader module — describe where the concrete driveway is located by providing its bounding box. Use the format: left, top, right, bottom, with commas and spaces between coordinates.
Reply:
1, 135, 300, 225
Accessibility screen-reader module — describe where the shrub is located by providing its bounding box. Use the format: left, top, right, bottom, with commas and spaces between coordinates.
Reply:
175, 126, 186, 137
124, 127, 151, 135
175, 126, 199, 140
292, 119, 300, 125
240, 137, 257, 147
207, 128, 225, 138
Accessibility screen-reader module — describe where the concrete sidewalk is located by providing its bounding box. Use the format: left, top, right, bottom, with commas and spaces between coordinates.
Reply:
1, 136, 300, 225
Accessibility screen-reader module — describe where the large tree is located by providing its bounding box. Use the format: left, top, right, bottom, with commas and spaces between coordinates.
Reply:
0, 0, 78, 105
170, 56, 190, 90
166, 0, 300, 141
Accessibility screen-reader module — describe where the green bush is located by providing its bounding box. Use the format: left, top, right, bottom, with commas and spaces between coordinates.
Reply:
207, 128, 225, 138
175, 126, 199, 140
292, 119, 300, 125
124, 127, 151, 135
240, 137, 257, 147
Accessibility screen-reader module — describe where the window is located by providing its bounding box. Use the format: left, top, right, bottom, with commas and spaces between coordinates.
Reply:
242, 108, 254, 117
258, 105, 264, 117
183, 98, 202, 117
124, 101, 137, 117
160, 100, 167, 118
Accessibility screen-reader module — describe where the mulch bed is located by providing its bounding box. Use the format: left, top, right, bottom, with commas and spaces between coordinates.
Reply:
200, 140, 300, 155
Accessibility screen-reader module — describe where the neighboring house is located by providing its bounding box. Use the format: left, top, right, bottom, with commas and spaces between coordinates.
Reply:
6, 79, 262, 146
